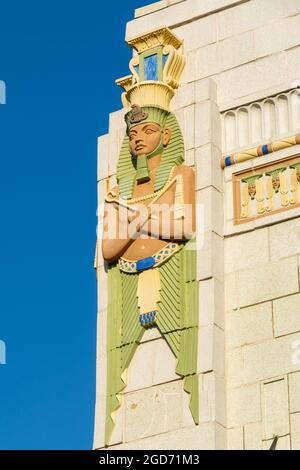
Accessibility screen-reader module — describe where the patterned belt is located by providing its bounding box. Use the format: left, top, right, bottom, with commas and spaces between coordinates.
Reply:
118, 242, 180, 273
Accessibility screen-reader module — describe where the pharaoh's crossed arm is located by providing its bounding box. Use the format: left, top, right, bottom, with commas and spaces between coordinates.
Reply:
102, 165, 195, 262
142, 165, 195, 240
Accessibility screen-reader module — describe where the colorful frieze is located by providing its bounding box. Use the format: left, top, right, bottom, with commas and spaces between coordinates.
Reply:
233, 157, 300, 223
222, 134, 300, 169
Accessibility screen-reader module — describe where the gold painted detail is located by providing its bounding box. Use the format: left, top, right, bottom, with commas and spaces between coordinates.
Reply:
107, 167, 183, 208
118, 242, 180, 273
126, 27, 183, 54
115, 27, 186, 110
137, 268, 161, 315
234, 157, 300, 223
126, 166, 176, 203
123, 81, 175, 111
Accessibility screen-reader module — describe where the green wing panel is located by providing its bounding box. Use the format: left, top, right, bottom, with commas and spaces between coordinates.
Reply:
157, 249, 182, 333
107, 266, 122, 351
121, 272, 143, 346
105, 239, 199, 446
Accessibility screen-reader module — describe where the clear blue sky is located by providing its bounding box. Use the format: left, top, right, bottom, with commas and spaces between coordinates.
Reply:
0, 0, 152, 450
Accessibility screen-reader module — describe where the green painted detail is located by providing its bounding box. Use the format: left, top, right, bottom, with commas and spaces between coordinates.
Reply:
183, 243, 197, 282
157, 249, 183, 333
266, 167, 287, 178
164, 330, 181, 357
121, 341, 141, 372
161, 331, 199, 425
121, 273, 143, 346
290, 163, 300, 170
105, 268, 144, 445
135, 154, 151, 183
105, 347, 122, 445
176, 327, 198, 376
184, 281, 198, 328
106, 348, 123, 396
117, 110, 184, 200
182, 244, 198, 329
183, 375, 199, 425
105, 394, 120, 446
241, 174, 263, 184
107, 266, 122, 351
105, 242, 198, 444
157, 239, 199, 425
105, 334, 141, 445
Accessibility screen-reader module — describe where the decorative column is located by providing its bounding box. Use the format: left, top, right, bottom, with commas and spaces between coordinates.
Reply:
194, 78, 226, 449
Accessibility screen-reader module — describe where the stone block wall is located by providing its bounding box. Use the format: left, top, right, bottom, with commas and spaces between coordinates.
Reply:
225, 219, 300, 449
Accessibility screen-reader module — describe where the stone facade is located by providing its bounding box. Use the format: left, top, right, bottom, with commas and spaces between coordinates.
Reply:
94, 0, 300, 450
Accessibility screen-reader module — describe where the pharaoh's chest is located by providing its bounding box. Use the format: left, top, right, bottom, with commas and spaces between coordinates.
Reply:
129, 180, 176, 208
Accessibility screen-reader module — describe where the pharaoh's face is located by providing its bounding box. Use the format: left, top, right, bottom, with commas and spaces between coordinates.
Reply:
128, 122, 171, 157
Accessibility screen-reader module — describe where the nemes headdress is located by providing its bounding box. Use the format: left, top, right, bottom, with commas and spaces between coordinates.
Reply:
116, 27, 186, 199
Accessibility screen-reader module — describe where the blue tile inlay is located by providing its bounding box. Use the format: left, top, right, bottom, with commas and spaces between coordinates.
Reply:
144, 54, 158, 81
134, 65, 140, 77
136, 257, 156, 272
162, 53, 168, 67
139, 310, 157, 326
225, 156, 231, 167
262, 144, 269, 155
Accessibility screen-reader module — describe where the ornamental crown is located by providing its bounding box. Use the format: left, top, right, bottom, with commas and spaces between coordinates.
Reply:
116, 27, 186, 111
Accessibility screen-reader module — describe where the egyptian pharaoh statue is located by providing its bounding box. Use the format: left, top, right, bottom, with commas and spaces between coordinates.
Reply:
101, 28, 199, 445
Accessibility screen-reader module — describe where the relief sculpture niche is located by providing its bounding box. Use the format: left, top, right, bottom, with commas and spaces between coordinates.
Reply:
101, 28, 199, 445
